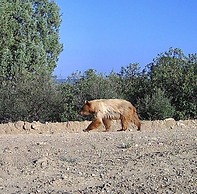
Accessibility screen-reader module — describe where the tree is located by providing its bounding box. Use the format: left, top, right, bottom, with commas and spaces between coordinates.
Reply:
118, 63, 150, 105
72, 69, 122, 102
148, 48, 197, 119
0, 0, 62, 81
0, 0, 63, 123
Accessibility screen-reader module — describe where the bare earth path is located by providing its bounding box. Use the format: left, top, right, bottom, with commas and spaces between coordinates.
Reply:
0, 120, 196, 194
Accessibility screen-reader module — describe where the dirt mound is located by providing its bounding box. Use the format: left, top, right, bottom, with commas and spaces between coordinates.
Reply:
0, 118, 196, 134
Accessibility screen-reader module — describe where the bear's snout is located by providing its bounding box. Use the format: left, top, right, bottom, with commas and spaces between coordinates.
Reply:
80, 111, 90, 116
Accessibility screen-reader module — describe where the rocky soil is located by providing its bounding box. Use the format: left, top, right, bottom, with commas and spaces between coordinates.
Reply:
0, 119, 196, 193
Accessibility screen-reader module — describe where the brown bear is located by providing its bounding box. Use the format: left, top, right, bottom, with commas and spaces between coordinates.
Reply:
80, 99, 141, 132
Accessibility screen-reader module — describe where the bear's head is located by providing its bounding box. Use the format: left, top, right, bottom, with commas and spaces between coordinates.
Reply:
80, 101, 94, 116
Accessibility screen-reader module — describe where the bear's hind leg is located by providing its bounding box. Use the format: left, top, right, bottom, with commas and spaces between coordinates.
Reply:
102, 118, 111, 132
133, 113, 141, 131
83, 118, 102, 132
120, 116, 130, 131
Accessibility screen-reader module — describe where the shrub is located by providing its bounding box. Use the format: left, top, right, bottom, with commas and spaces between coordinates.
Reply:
138, 88, 175, 120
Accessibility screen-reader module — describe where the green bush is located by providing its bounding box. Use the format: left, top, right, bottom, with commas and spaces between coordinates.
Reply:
0, 48, 196, 123
138, 88, 175, 120
0, 75, 64, 123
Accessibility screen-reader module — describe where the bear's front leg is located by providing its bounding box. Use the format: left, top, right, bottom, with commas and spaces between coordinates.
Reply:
83, 118, 102, 132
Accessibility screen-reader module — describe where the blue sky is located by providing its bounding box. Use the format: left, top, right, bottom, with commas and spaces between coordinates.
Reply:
54, 0, 197, 78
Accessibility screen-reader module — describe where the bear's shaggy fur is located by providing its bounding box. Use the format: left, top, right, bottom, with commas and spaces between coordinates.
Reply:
80, 99, 141, 132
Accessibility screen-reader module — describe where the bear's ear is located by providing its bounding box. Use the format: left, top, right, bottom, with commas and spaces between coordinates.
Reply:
85, 100, 91, 105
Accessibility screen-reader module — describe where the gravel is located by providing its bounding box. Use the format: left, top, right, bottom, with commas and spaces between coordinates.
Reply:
0, 120, 196, 193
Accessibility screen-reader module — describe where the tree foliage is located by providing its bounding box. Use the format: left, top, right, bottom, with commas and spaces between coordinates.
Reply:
0, 1, 196, 124
138, 88, 175, 120
0, 0, 62, 81
148, 48, 197, 119
58, 48, 196, 121
0, 0, 63, 122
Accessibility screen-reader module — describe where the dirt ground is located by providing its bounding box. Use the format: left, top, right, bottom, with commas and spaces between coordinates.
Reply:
0, 119, 196, 194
